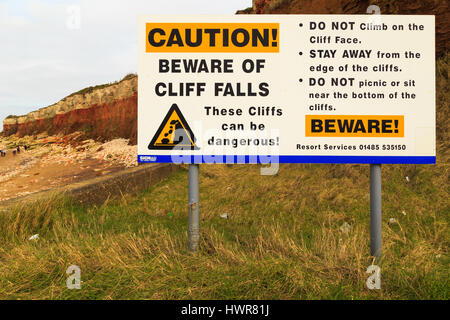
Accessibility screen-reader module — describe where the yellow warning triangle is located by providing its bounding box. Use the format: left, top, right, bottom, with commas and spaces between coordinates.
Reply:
148, 104, 199, 150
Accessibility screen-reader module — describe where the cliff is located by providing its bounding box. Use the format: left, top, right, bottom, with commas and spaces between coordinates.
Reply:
240, 0, 449, 57
2, 75, 138, 144
2, 1, 447, 145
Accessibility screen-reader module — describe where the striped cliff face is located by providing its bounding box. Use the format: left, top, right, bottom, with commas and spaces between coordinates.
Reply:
2, 77, 138, 145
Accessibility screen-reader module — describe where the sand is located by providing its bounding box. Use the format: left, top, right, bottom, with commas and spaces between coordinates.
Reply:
0, 133, 137, 202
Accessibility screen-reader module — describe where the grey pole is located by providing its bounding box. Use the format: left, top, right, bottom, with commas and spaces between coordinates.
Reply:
370, 164, 382, 259
188, 164, 200, 252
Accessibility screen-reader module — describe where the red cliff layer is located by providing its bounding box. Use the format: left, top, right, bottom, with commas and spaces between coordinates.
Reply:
3, 94, 137, 144
2, 76, 138, 144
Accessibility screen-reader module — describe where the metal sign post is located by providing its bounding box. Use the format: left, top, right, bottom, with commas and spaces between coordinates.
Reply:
370, 164, 382, 259
188, 164, 200, 252
138, 15, 436, 255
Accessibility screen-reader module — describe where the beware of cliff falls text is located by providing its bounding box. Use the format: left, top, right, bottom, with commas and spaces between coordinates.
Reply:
138, 16, 435, 165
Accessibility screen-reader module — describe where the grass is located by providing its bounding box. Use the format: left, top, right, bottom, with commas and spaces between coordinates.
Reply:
0, 160, 448, 300
0, 56, 448, 300
64, 73, 137, 99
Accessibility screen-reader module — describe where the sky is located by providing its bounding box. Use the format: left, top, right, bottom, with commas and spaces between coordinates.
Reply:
0, 0, 251, 131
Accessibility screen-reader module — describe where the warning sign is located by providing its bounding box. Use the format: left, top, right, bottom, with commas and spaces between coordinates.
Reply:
148, 104, 198, 150
306, 115, 404, 137
138, 15, 436, 164
145, 23, 280, 53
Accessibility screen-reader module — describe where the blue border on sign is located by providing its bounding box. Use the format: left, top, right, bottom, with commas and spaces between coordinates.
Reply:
138, 155, 436, 164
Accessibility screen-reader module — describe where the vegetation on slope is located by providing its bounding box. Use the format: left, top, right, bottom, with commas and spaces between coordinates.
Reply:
0, 157, 448, 299
0, 54, 447, 301
64, 73, 137, 99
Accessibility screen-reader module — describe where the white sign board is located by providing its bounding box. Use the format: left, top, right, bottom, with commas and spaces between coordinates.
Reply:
138, 15, 435, 164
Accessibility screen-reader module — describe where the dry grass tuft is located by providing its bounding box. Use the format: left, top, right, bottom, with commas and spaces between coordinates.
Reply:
0, 55, 448, 300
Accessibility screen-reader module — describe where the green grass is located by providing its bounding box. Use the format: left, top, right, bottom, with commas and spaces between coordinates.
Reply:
0, 161, 448, 300
0, 55, 448, 301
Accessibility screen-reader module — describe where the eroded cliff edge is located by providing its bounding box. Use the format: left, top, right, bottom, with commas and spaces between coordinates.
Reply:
2, 75, 137, 144
240, 0, 448, 57
3, 1, 448, 146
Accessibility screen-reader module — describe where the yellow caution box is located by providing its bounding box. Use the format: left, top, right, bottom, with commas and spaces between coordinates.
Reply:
146, 23, 280, 53
305, 115, 404, 137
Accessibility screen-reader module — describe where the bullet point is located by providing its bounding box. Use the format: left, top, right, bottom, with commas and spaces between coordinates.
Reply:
299, 52, 303, 55
299, 23, 303, 27
299, 79, 303, 82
